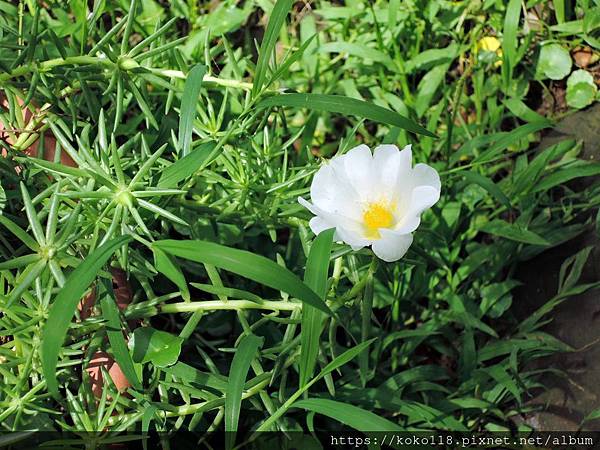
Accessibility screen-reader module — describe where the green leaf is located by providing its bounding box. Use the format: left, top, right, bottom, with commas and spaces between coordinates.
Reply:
318, 42, 393, 65
20, 182, 45, 245
162, 362, 229, 391
153, 240, 332, 315
320, 338, 377, 378
554, 0, 565, 23
293, 398, 402, 432
0, 215, 39, 251
253, 0, 294, 96
501, 0, 521, 79
190, 283, 262, 303
566, 69, 597, 109
130, 327, 183, 367
268, 34, 316, 87
22, 156, 87, 178
153, 247, 190, 302
300, 228, 334, 387
99, 280, 142, 390
512, 139, 575, 195
533, 161, 600, 192
461, 171, 511, 209
6, 259, 47, 307
225, 334, 264, 449
558, 246, 594, 293
584, 407, 600, 423
178, 64, 207, 157
158, 142, 215, 188
473, 121, 551, 164
257, 93, 435, 137
479, 220, 549, 246
137, 198, 188, 226
503, 97, 547, 123
254, 338, 376, 432
486, 364, 521, 404
415, 63, 449, 117
129, 80, 159, 130
536, 43, 572, 80
41, 235, 131, 398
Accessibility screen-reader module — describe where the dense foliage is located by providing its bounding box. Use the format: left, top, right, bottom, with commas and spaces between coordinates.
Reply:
1, 0, 600, 443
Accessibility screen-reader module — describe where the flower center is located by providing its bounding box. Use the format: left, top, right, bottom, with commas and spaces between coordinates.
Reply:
363, 203, 394, 239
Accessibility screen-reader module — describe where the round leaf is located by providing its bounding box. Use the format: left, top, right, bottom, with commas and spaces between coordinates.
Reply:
566, 70, 597, 109
536, 44, 572, 80
129, 327, 183, 368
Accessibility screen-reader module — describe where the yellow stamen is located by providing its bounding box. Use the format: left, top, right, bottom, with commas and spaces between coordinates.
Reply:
363, 203, 394, 239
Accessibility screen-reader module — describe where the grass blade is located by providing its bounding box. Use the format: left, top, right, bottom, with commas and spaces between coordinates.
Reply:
479, 220, 549, 246
254, 338, 376, 432
473, 121, 551, 164
253, 0, 294, 96
41, 236, 131, 398
502, 0, 521, 84
153, 247, 190, 302
225, 334, 264, 449
153, 240, 332, 315
258, 93, 435, 137
300, 228, 334, 387
533, 162, 600, 193
158, 142, 215, 188
461, 171, 511, 210
99, 279, 142, 390
178, 64, 207, 157
293, 398, 402, 431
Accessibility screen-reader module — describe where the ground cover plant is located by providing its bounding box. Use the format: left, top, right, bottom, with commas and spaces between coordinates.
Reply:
1, 0, 600, 446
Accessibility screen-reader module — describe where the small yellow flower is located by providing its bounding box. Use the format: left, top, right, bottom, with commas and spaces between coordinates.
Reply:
477, 36, 503, 67
298, 144, 441, 262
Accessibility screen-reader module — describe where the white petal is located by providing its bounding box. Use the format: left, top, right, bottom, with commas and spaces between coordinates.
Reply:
372, 145, 399, 190
298, 197, 371, 248
395, 185, 440, 233
394, 215, 421, 234
343, 144, 375, 202
371, 230, 413, 262
412, 163, 441, 191
310, 215, 367, 250
372, 144, 414, 197
310, 159, 363, 222
410, 185, 440, 214
398, 144, 413, 171
308, 216, 333, 235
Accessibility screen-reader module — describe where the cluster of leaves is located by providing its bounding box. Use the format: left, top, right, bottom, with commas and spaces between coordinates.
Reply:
0, 0, 600, 445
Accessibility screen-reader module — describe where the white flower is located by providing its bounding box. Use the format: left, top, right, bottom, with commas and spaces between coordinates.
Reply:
298, 144, 441, 262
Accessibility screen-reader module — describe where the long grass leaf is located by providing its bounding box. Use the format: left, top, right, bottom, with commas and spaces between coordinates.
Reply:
41, 236, 131, 398
258, 93, 435, 137
293, 398, 403, 432
99, 279, 142, 390
225, 334, 264, 449
178, 64, 207, 157
300, 228, 334, 387
253, 0, 294, 96
153, 240, 332, 315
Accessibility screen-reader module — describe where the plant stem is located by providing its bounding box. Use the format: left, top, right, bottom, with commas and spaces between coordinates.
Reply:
160, 299, 300, 314
148, 68, 254, 91
0, 56, 255, 92
106, 376, 271, 426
